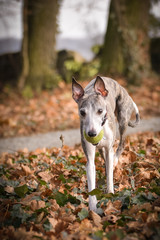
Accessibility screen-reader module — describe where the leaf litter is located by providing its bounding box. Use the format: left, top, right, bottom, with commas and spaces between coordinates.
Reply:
0, 131, 160, 239
0, 77, 160, 138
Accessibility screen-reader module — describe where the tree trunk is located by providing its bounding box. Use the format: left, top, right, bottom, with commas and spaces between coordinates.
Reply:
18, 0, 29, 90
100, 0, 151, 84
20, 0, 59, 90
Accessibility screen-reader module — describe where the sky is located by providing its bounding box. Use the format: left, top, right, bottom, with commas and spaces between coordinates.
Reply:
0, 0, 110, 59
56, 0, 110, 60
57, 0, 110, 39
0, 0, 23, 55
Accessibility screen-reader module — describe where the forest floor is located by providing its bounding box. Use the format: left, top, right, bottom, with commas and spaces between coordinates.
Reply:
0, 77, 160, 138
0, 131, 160, 240
0, 77, 160, 239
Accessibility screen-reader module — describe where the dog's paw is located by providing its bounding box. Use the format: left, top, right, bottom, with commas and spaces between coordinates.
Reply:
106, 187, 114, 194
89, 195, 98, 212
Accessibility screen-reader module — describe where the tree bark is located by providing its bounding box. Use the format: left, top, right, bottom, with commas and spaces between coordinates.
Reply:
19, 0, 59, 90
18, 0, 29, 90
100, 0, 151, 84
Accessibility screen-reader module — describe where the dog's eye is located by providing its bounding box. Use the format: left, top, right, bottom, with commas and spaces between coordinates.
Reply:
80, 110, 86, 117
97, 109, 103, 114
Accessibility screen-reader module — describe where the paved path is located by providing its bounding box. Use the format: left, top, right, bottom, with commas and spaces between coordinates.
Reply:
0, 117, 160, 154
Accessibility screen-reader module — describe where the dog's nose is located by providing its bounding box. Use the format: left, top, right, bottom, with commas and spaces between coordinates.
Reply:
88, 131, 96, 137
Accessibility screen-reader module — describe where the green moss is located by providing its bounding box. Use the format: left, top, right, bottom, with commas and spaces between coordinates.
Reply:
22, 85, 33, 99
27, 70, 61, 91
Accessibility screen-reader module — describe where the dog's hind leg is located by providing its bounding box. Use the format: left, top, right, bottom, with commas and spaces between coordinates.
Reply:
105, 147, 114, 193
115, 115, 128, 167
99, 146, 114, 193
99, 147, 106, 160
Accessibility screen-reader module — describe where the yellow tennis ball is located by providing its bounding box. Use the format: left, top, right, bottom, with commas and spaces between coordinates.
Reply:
83, 130, 104, 145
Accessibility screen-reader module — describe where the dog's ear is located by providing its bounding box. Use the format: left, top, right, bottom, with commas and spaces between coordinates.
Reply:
94, 76, 108, 97
72, 77, 84, 102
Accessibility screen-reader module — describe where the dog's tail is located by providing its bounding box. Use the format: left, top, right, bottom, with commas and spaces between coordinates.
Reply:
128, 101, 140, 128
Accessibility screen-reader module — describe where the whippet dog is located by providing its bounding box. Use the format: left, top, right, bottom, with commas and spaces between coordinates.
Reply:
72, 76, 140, 212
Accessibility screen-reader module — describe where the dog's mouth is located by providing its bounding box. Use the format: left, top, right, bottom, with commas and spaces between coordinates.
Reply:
83, 130, 104, 145
92, 143, 98, 146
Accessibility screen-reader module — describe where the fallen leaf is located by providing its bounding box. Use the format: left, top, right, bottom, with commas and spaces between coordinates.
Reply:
89, 210, 102, 227
48, 217, 58, 229
21, 164, 33, 175
37, 212, 44, 223
127, 151, 137, 162
4, 186, 14, 194
61, 214, 76, 223
38, 171, 52, 182
113, 200, 122, 210
20, 192, 41, 205
102, 214, 118, 224
147, 212, 158, 223
30, 200, 46, 211
127, 221, 143, 231
104, 200, 119, 215
49, 199, 60, 211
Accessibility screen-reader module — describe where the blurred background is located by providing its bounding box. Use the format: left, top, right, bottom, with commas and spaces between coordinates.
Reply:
0, 0, 160, 139
0, 0, 160, 88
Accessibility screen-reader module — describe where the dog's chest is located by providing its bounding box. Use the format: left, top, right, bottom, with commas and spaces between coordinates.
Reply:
97, 120, 115, 149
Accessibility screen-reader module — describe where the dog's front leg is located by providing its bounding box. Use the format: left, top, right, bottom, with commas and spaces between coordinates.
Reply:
86, 156, 97, 212
82, 139, 97, 211
105, 147, 114, 193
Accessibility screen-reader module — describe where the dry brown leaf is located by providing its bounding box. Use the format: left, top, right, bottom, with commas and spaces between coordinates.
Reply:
147, 212, 158, 223
61, 213, 76, 223
104, 200, 119, 215
150, 169, 160, 178
66, 202, 76, 211
154, 206, 160, 212
30, 200, 46, 211
129, 202, 152, 215
142, 224, 155, 238
48, 217, 58, 229
41, 189, 53, 198
141, 212, 148, 223
55, 220, 69, 235
79, 218, 93, 231
49, 199, 59, 211
4, 186, 14, 194
37, 212, 45, 223
146, 138, 154, 147
113, 200, 122, 210
123, 235, 139, 240
20, 192, 41, 205
67, 221, 81, 233
1, 226, 45, 240
38, 171, 52, 182
21, 164, 33, 175
5, 158, 14, 166
135, 170, 151, 181
127, 221, 143, 231
102, 214, 118, 224
89, 210, 102, 228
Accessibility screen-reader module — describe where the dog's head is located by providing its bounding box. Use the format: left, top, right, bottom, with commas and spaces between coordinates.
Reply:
72, 76, 108, 138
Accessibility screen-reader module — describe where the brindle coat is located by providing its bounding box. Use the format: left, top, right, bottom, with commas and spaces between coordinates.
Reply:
72, 76, 140, 212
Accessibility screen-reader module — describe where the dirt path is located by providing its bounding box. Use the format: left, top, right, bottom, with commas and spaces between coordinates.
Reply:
0, 117, 160, 154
